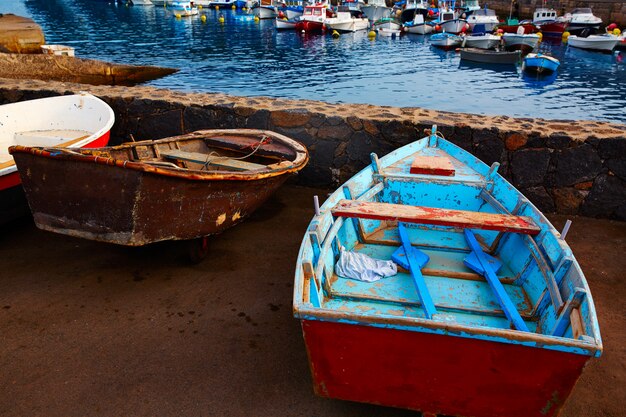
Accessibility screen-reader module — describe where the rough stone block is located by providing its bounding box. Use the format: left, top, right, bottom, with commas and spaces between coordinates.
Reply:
505, 132, 528, 151
597, 137, 626, 159
317, 122, 352, 141
553, 187, 585, 215
581, 174, 626, 219
270, 109, 310, 128
473, 128, 505, 166
607, 157, 626, 181
521, 186, 555, 213
347, 131, 374, 166
183, 106, 218, 132
546, 133, 572, 149
511, 148, 551, 188
245, 109, 270, 129
130, 109, 184, 140
554, 144, 603, 187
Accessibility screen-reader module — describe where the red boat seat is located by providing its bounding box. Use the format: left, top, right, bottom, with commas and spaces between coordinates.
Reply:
410, 155, 455, 176
331, 200, 541, 235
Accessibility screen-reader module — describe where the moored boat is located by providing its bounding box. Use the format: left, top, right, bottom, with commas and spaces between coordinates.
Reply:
257, 0, 279, 18
362, 0, 392, 22
522, 52, 560, 75
10, 129, 308, 259
564, 7, 602, 35
171, 1, 199, 16
502, 30, 540, 53
532, 7, 567, 35
466, 7, 499, 32
430, 32, 462, 49
432, 1, 468, 34
275, 15, 298, 29
403, 13, 434, 35
295, 3, 333, 33
326, 8, 369, 32
567, 33, 620, 52
460, 47, 521, 63
461, 32, 501, 49
293, 126, 602, 417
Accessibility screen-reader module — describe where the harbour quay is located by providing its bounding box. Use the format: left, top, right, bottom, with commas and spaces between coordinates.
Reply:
2, 78, 625, 220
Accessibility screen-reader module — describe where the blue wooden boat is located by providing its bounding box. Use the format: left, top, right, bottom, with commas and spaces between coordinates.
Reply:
523, 52, 560, 75
293, 126, 602, 417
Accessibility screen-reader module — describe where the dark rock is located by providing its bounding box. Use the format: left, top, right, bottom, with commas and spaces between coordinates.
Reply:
473, 128, 505, 166
272, 127, 315, 147
449, 124, 472, 152
346, 116, 363, 131
347, 131, 374, 166
554, 144, 603, 187
546, 133, 572, 149
270, 109, 310, 128
245, 109, 270, 129
597, 137, 626, 159
505, 132, 527, 151
326, 116, 344, 126
317, 122, 352, 141
526, 132, 546, 148
129, 109, 184, 140
379, 120, 416, 145
607, 157, 626, 181
552, 187, 585, 215
308, 114, 326, 128
581, 174, 626, 218
615, 204, 626, 221
521, 186, 555, 213
510, 149, 551, 188
183, 106, 218, 132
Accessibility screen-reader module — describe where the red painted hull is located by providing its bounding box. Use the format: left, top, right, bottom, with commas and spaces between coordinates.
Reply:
499, 23, 537, 34
295, 20, 326, 34
301, 319, 590, 417
0, 130, 111, 192
537, 21, 567, 35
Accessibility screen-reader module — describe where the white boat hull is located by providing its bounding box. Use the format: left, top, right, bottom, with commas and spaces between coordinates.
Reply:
404, 22, 433, 34
463, 34, 501, 49
328, 18, 369, 32
440, 19, 468, 34
258, 5, 278, 19
567, 35, 620, 52
502, 33, 540, 52
361, 5, 392, 22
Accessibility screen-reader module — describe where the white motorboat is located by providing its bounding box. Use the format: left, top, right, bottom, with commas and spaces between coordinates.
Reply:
466, 7, 499, 32
131, 0, 154, 5
502, 30, 540, 53
327, 9, 369, 32
567, 34, 620, 52
257, 0, 278, 18
275, 16, 298, 29
564, 8, 602, 34
400, 0, 429, 24
462, 33, 501, 49
372, 17, 402, 31
531, 7, 568, 35
431, 32, 463, 49
361, 0, 392, 22
433, 4, 468, 34
403, 13, 434, 35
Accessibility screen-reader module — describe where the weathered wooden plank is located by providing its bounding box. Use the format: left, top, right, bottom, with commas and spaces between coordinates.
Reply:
464, 230, 530, 332
161, 149, 265, 171
332, 200, 541, 235
410, 155, 455, 176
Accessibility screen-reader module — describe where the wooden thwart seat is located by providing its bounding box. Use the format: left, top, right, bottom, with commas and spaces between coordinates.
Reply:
410, 155, 455, 176
161, 149, 265, 171
331, 200, 541, 235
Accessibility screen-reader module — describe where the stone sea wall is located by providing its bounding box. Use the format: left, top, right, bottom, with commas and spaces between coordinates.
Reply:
1, 78, 625, 220
481, 0, 625, 27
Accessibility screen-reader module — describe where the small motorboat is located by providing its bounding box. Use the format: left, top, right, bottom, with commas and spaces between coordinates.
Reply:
460, 47, 521, 64
275, 16, 298, 30
293, 125, 602, 417
10, 129, 308, 261
257, 0, 279, 19
523, 52, 560, 75
326, 8, 369, 32
431, 32, 463, 49
502, 29, 541, 53
466, 7, 499, 32
532, 7, 568, 35
295, 4, 333, 33
0, 93, 114, 194
564, 7, 603, 35
372, 17, 402, 32
567, 34, 620, 52
462, 33, 501, 49
432, 4, 468, 34
403, 14, 434, 35
361, 0, 392, 22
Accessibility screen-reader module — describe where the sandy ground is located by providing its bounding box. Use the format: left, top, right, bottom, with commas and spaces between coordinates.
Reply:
0, 184, 624, 417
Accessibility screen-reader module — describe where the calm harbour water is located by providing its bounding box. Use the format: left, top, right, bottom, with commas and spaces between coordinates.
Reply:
3, 0, 626, 123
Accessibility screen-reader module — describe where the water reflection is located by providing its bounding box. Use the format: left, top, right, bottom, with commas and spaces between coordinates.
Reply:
1, 0, 624, 122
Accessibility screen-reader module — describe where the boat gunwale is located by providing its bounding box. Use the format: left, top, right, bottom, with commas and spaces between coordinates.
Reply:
9, 129, 309, 182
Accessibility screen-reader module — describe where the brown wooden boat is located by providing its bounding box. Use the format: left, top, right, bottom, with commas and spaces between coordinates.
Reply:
0, 53, 178, 86
10, 129, 308, 260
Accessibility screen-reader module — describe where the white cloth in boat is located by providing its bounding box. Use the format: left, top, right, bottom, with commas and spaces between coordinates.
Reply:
335, 249, 398, 282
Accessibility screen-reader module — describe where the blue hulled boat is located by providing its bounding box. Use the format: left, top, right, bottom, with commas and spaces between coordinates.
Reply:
293, 126, 602, 417
523, 52, 561, 75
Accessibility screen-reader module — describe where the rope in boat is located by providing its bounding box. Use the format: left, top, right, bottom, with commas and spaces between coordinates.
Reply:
200, 135, 271, 171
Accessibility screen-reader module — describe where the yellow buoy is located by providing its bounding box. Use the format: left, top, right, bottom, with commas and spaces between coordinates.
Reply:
175, 13, 181, 18
562, 31, 570, 41
215, 5, 220, 10
536, 32, 543, 41
232, 4, 236, 9
613, 28, 621, 35
332, 30, 340, 38
219, 16, 225, 23
243, 7, 247, 11
368, 30, 376, 39
254, 15, 260, 22
198, 5, 202, 9
201, 14, 207, 22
